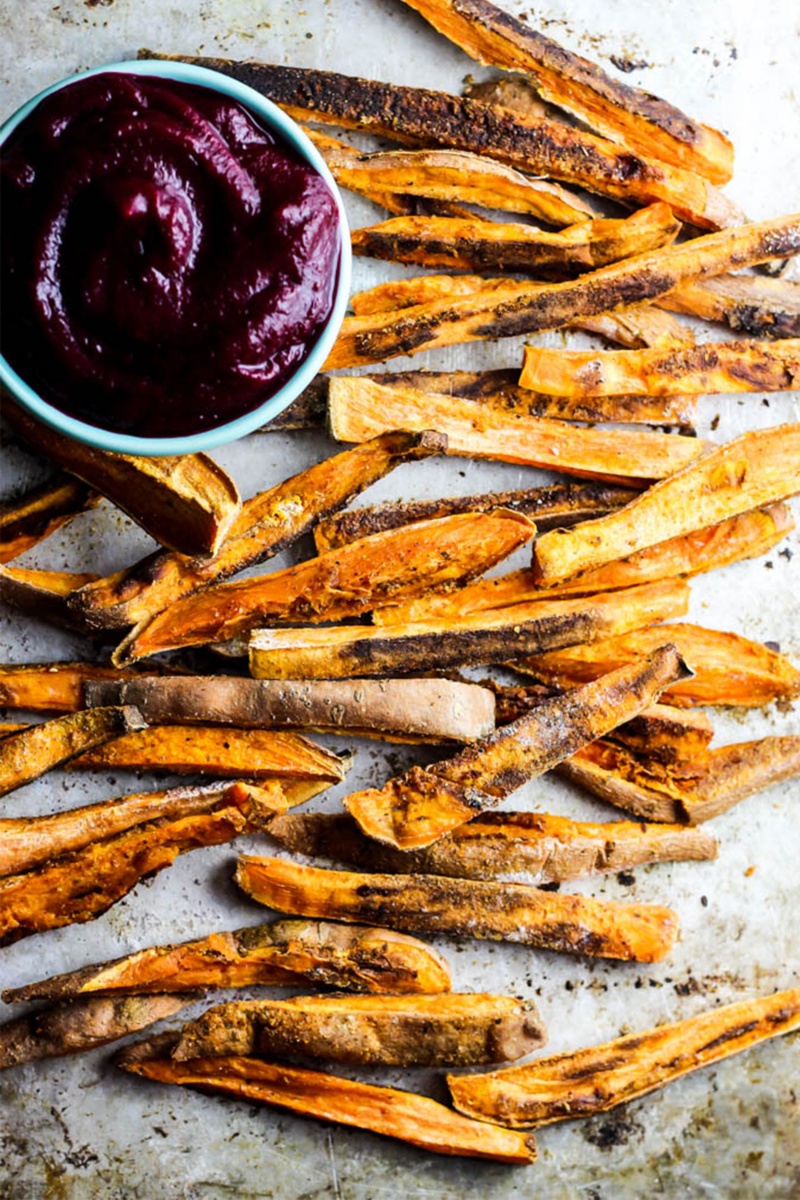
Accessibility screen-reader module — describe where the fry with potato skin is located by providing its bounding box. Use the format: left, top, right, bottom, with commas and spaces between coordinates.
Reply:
235, 856, 680, 963
447, 987, 800, 1128
0, 475, 100, 564
0, 661, 185, 714
661, 275, 800, 339
0, 565, 99, 631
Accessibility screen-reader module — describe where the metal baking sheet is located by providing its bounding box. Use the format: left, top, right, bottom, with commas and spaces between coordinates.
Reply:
1, 2, 799, 1196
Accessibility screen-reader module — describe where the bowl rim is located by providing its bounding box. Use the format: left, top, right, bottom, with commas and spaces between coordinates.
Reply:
0, 59, 352, 457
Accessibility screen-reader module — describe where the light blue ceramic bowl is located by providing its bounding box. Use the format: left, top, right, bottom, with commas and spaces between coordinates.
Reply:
0, 60, 352, 456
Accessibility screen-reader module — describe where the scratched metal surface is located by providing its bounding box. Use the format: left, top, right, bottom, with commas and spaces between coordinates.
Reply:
1, 1, 799, 1197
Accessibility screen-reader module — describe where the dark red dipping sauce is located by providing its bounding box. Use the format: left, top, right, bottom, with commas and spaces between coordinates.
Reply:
0, 73, 341, 438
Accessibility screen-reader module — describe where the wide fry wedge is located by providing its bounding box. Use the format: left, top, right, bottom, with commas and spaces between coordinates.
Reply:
343, 645, 690, 848
114, 508, 535, 665
120, 1051, 539, 1163
171, 993, 545, 1066
447, 987, 800, 1128
0, 566, 99, 631
532, 424, 800, 584
3, 920, 452, 1002
0, 706, 145, 798
248, 579, 689, 680
267, 810, 718, 883
0, 475, 100, 564
327, 379, 708, 484
662, 275, 800, 339
236, 855, 680, 963
0, 661, 184, 714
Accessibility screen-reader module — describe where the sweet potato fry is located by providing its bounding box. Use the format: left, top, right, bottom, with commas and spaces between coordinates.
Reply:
70, 430, 445, 632
512, 623, 800, 709
0, 475, 100, 564
0, 995, 193, 1071
3, 920, 451, 1002
0, 565, 99, 631
400, 0, 733, 183
113, 508, 535, 665
85, 675, 496, 745
172, 992, 545, 1066
2, 396, 240, 556
375, 506, 794, 626
314, 479, 636, 552
267, 810, 718, 883
120, 1051, 539, 1163
257, 375, 329, 432
327, 378, 708, 484
571, 303, 694, 351
0, 706, 145, 798
0, 661, 184, 714
662, 275, 800, 339
352, 205, 680, 275
144, 56, 737, 228
249, 580, 689, 681
236, 856, 679, 963
67, 726, 350, 783
343, 644, 690, 848
520, 338, 800, 397
532, 425, 800, 584
447, 987, 800, 1128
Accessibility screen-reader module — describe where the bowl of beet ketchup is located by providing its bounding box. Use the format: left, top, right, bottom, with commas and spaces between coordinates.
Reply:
0, 61, 351, 455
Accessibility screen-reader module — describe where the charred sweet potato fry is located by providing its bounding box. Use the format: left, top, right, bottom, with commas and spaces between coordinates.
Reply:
249, 580, 689, 681
0, 706, 145, 798
0, 995, 193, 1071
2, 396, 240, 556
3, 920, 452, 1002
512, 623, 800, 709
70, 430, 445, 632
314, 479, 636, 552
120, 1051, 539, 1163
343, 645, 690, 848
447, 987, 800, 1128
662, 275, 800, 339
0, 475, 100, 564
352, 205, 680, 275
0, 661, 184, 714
327, 378, 708, 484
85, 675, 496, 745
171, 992, 545, 1066
236, 856, 679, 963
0, 565, 99, 631
532, 425, 800, 584
113, 508, 535, 664
400, 0, 733, 183
267, 810, 718, 883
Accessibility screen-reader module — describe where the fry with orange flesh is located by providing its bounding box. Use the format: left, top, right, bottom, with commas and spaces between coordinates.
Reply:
352, 205, 680, 275
327, 379, 708, 484
0, 566, 99, 631
0, 476, 100, 564
343, 645, 689, 849
113, 508, 535, 665
3, 920, 452, 1002
249, 580, 689, 681
0, 661, 185, 714
661, 275, 800, 339
375, 505, 794, 626
120, 1050, 539, 1163
399, 0, 733, 184
0, 706, 146, 799
69, 430, 445, 632
532, 424, 800, 585
512, 623, 800, 708
520, 338, 800, 397
267, 810, 718, 883
235, 855, 679, 963
447, 987, 800, 1128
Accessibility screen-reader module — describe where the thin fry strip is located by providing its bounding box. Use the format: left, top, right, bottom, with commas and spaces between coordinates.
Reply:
327, 379, 708, 484
114, 508, 535, 665
399, 0, 733, 183
0, 475, 100, 564
661, 275, 800, 339
2, 397, 241, 557
267, 810, 718, 883
0, 661, 184, 714
532, 425, 800, 584
70, 430, 445, 632
0, 707, 146, 798
447, 988, 800, 1128
520, 338, 800, 397
3, 920, 452, 1002
236, 855, 680, 963
343, 645, 690, 849
120, 1052, 539, 1163
248, 579, 689, 681
0, 566, 100, 632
